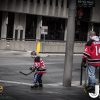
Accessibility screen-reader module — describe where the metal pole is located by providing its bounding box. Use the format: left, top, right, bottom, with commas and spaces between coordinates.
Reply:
44, 34, 45, 42
63, 0, 76, 87
80, 62, 83, 85
99, 67, 100, 83
42, 34, 45, 52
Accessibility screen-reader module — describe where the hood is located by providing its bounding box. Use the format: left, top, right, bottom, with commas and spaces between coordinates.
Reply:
91, 36, 99, 41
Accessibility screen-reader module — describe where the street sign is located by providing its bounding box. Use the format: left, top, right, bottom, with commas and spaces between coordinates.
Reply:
77, 0, 95, 7
41, 26, 48, 35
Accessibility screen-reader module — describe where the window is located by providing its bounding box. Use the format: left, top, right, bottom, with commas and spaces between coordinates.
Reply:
7, 12, 14, 40
94, 23, 100, 36
43, 0, 46, 5
0, 11, 2, 39
75, 21, 88, 41
15, 30, 18, 40
20, 30, 23, 41
61, 0, 64, 7
75, 7, 92, 41
25, 14, 37, 40
77, 7, 91, 21
42, 17, 65, 41
30, 0, 33, 3
37, 0, 40, 4
56, 0, 58, 7
50, 0, 52, 6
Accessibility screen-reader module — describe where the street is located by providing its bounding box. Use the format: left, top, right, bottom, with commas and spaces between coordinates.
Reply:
0, 51, 99, 100
0, 52, 82, 85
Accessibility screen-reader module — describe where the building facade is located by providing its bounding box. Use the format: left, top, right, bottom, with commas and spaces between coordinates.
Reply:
0, 0, 100, 53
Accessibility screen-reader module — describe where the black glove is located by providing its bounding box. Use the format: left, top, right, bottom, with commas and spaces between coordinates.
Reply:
29, 67, 32, 70
29, 67, 35, 72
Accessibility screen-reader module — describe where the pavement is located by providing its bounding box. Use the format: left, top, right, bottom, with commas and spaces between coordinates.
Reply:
0, 50, 99, 100
1, 82, 99, 100
0, 84, 94, 100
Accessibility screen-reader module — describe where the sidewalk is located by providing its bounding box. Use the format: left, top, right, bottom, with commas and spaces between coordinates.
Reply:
1, 82, 95, 100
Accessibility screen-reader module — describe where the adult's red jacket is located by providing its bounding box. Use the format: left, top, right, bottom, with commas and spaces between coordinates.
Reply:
83, 38, 100, 67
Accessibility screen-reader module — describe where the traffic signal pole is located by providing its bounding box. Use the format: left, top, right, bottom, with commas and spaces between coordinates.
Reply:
63, 0, 76, 87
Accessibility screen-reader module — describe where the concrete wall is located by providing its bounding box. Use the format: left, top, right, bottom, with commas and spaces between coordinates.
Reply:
0, 40, 85, 53
0, 40, 36, 51
0, 0, 68, 18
